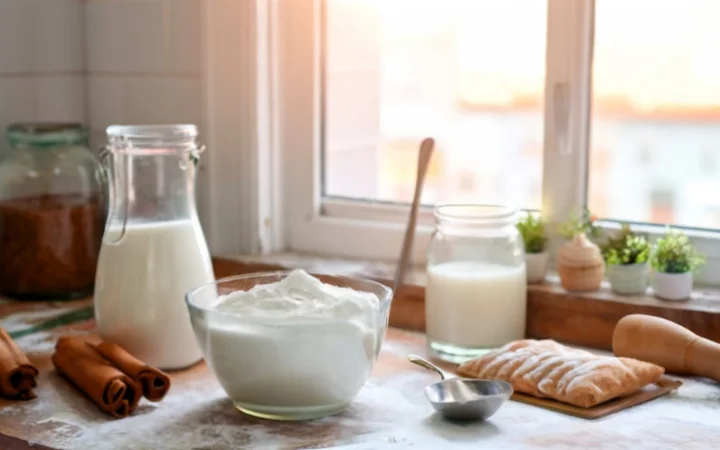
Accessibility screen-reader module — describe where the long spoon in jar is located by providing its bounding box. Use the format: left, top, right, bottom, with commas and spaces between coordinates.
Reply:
392, 138, 435, 296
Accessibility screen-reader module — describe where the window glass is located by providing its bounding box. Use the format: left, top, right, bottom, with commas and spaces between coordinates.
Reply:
589, 0, 720, 229
323, 0, 547, 209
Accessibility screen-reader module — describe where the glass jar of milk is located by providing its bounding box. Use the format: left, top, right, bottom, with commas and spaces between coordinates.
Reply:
94, 125, 215, 370
426, 205, 526, 363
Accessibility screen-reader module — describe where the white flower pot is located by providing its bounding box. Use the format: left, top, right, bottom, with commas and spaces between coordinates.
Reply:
607, 263, 649, 295
525, 252, 549, 284
651, 271, 693, 301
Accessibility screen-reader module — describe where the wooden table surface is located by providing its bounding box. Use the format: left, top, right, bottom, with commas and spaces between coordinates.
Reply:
1, 295, 720, 450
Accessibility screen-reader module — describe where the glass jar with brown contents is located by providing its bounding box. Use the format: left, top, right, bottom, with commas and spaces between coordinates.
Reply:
0, 123, 107, 299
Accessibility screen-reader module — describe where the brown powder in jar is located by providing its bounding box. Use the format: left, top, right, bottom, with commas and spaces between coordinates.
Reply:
0, 194, 105, 299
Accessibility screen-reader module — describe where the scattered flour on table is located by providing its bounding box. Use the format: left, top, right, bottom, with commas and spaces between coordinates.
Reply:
2, 327, 720, 449
2, 307, 79, 336
0, 368, 434, 450
379, 332, 427, 358
2, 306, 94, 354
334, 377, 720, 450
2, 368, 720, 449
93, 377, 720, 448
16, 331, 60, 354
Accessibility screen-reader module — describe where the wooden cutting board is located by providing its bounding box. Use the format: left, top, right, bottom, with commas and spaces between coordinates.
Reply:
510, 376, 683, 419
435, 357, 683, 420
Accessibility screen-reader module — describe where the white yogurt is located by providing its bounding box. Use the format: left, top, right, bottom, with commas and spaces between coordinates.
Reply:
200, 270, 381, 412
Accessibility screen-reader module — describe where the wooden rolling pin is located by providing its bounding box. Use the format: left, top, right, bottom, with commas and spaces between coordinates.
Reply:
613, 314, 720, 382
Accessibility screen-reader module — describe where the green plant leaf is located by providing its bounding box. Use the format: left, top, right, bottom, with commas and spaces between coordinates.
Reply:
189, 152, 200, 167
650, 228, 705, 273
517, 213, 547, 253
559, 207, 602, 240
600, 223, 650, 266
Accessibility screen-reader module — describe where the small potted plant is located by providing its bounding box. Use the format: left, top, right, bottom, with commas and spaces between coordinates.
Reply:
517, 213, 548, 283
602, 224, 650, 295
558, 208, 604, 242
556, 208, 605, 292
650, 229, 705, 301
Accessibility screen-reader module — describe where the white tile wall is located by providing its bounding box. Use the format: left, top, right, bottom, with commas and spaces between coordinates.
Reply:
0, 75, 85, 125
0, 0, 205, 147
32, 0, 85, 73
87, 76, 125, 134
85, 1, 166, 74
85, 0, 204, 135
35, 76, 85, 122
0, 0, 84, 74
83, 0, 207, 225
164, 0, 203, 75
0, 0, 207, 221
0, 1, 34, 73
0, 0, 86, 154
0, 79, 37, 126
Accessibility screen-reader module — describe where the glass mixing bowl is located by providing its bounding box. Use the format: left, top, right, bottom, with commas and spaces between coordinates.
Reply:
185, 271, 393, 421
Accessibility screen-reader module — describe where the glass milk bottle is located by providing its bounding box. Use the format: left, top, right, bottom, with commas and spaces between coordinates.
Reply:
426, 205, 526, 363
94, 125, 215, 370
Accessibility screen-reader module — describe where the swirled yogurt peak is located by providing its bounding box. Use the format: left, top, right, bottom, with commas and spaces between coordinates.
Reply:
201, 270, 384, 415
213, 270, 380, 322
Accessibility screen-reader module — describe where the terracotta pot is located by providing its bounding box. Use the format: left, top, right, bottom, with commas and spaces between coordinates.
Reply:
607, 262, 649, 295
652, 271, 693, 301
557, 263, 604, 292
525, 252, 549, 284
556, 233, 604, 293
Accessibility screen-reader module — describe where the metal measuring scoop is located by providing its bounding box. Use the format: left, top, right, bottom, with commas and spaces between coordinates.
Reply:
408, 355, 513, 421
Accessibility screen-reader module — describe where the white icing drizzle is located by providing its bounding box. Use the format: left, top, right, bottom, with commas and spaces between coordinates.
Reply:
460, 339, 657, 406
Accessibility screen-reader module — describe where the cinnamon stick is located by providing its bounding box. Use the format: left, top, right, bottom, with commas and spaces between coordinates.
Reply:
0, 328, 38, 400
52, 336, 141, 418
94, 341, 171, 401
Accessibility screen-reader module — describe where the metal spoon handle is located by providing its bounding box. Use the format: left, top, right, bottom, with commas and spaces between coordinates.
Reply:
408, 354, 446, 380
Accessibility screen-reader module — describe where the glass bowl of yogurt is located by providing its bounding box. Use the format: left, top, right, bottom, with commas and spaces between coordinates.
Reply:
185, 269, 392, 420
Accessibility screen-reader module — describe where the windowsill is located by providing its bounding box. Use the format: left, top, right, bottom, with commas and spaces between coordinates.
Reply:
217, 252, 720, 350
225, 251, 428, 286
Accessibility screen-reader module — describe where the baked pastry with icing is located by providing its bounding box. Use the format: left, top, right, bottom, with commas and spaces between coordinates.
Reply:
556, 232, 605, 292
457, 339, 664, 408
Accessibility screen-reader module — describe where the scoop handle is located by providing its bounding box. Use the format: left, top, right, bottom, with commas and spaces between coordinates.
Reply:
408, 354, 446, 380
612, 314, 720, 382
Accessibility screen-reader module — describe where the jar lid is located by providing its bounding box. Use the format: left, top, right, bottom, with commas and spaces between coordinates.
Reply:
434, 204, 518, 233
434, 204, 517, 223
106, 124, 198, 149
6, 123, 89, 149
106, 124, 197, 139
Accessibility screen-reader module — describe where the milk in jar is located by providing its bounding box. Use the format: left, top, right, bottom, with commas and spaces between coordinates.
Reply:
95, 220, 213, 369
94, 125, 214, 370
425, 205, 526, 363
